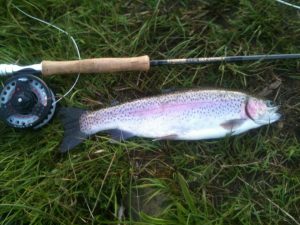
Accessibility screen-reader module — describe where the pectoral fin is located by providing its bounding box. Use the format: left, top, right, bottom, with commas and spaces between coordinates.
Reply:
220, 119, 246, 130
107, 129, 135, 141
152, 134, 178, 141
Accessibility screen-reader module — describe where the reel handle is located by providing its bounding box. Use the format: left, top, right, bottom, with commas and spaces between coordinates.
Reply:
41, 55, 150, 76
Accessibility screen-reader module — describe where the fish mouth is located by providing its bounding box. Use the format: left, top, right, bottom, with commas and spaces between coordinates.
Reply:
268, 106, 281, 123
268, 106, 280, 114
255, 106, 281, 125
268, 111, 281, 123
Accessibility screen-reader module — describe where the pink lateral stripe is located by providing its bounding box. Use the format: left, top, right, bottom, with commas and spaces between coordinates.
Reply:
128, 100, 232, 117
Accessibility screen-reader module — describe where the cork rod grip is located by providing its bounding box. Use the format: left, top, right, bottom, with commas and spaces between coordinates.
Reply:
41, 55, 150, 76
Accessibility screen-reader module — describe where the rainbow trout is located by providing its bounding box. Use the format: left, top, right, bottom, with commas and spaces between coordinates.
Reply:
59, 90, 280, 152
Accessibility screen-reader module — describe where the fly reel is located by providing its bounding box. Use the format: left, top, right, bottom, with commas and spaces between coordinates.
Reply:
0, 74, 56, 129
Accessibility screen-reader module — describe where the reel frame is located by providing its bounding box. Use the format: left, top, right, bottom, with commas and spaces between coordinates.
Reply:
0, 74, 56, 129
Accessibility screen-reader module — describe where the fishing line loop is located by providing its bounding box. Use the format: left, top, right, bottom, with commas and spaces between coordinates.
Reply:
13, 5, 81, 105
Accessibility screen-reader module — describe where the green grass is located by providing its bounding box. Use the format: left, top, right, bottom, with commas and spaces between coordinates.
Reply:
1, 0, 300, 224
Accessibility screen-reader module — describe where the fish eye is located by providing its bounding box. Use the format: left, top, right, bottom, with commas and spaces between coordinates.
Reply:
266, 100, 275, 107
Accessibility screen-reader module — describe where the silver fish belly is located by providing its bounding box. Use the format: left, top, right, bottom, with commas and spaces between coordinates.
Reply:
59, 90, 280, 152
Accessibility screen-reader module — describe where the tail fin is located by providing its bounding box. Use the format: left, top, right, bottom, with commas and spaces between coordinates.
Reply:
58, 107, 89, 153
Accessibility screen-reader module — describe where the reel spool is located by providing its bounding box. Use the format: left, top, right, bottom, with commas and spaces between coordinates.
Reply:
0, 74, 56, 129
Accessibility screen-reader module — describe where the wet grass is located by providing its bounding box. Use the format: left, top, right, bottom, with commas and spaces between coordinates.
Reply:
0, 0, 300, 224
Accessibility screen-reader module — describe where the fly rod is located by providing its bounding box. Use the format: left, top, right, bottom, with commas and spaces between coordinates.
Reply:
0, 53, 298, 130
0, 53, 300, 77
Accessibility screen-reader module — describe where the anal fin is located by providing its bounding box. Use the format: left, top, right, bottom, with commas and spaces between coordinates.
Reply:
107, 129, 135, 141
152, 134, 178, 141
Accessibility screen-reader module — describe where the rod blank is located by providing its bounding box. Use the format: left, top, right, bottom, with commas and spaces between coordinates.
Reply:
1, 53, 300, 77
150, 54, 300, 66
